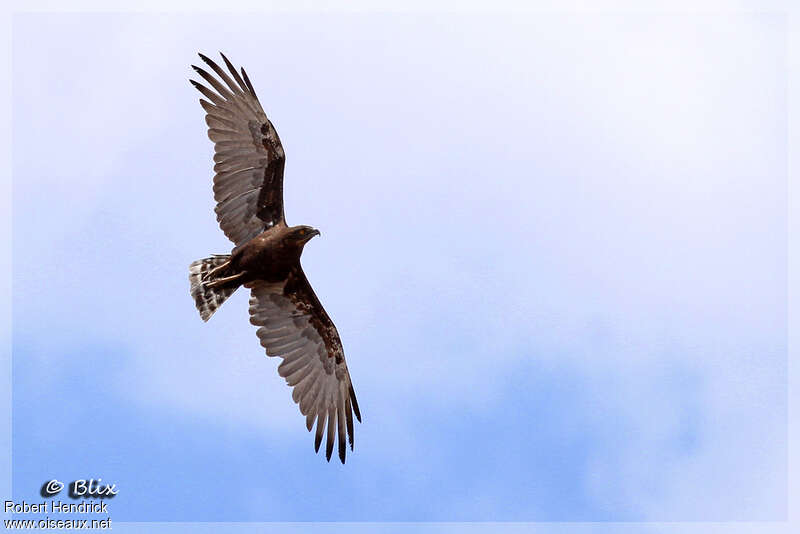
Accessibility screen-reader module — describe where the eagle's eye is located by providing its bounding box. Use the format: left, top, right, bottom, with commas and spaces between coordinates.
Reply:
299, 229, 306, 236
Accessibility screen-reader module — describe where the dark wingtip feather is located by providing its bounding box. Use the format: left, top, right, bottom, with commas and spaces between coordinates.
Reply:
198, 53, 222, 74
347, 416, 354, 451
350, 384, 362, 423
345, 396, 355, 451
241, 67, 257, 97
190, 79, 224, 105
191, 65, 212, 81
325, 409, 335, 462
220, 52, 248, 92
314, 412, 325, 454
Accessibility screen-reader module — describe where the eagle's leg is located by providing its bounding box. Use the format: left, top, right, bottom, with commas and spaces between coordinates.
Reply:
202, 260, 232, 281
205, 271, 246, 290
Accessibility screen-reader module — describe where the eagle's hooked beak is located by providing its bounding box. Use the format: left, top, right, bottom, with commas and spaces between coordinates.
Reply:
302, 228, 320, 243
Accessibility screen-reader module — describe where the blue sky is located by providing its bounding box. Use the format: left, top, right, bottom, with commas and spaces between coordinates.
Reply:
8, 9, 787, 524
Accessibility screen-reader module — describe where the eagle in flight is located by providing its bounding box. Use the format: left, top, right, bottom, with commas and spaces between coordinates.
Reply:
187, 53, 361, 463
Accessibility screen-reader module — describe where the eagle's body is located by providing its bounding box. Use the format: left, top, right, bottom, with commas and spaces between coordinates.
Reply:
187, 53, 360, 464
210, 223, 309, 288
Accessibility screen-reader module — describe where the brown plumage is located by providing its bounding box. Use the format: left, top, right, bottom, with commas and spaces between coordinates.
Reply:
187, 52, 361, 464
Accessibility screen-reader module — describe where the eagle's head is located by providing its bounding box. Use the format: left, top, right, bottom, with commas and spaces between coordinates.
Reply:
288, 225, 320, 246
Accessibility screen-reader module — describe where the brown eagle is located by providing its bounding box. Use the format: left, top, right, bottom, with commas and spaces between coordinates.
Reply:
187, 53, 361, 463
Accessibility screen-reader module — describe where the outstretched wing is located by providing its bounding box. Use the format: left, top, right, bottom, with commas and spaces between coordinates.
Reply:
247, 268, 361, 463
190, 52, 286, 246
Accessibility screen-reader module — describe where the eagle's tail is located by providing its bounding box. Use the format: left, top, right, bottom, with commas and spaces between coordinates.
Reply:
189, 254, 238, 322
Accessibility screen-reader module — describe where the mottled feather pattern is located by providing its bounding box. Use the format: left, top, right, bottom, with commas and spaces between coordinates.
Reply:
189, 255, 237, 321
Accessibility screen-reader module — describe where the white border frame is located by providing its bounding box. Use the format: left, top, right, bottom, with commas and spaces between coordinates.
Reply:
2, 2, 795, 532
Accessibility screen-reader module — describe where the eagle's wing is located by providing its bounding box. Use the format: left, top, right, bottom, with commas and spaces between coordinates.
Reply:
247, 268, 361, 463
190, 53, 286, 246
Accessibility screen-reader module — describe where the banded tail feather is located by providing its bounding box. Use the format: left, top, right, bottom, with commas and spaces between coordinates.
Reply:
189, 254, 238, 321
